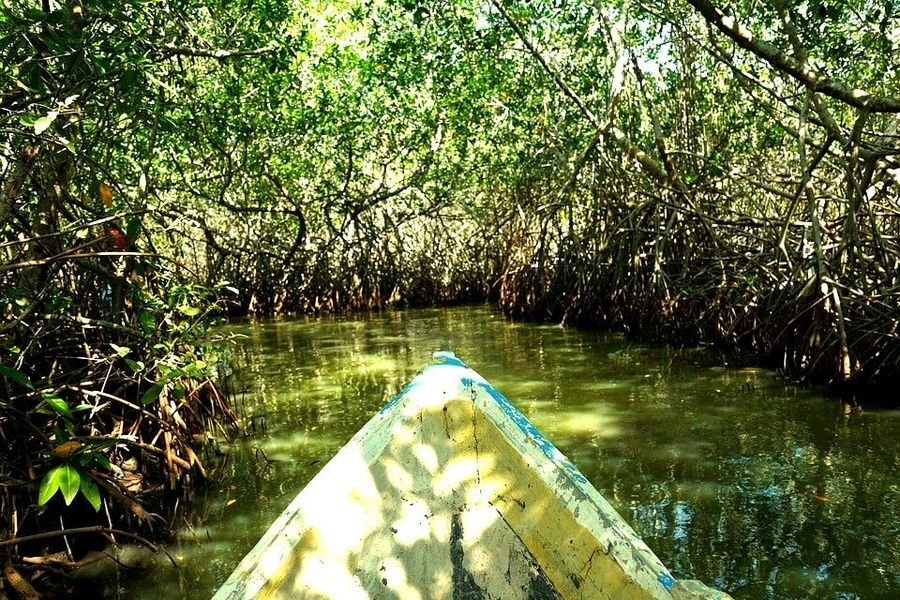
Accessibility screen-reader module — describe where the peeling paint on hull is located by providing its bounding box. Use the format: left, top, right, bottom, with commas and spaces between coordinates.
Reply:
213, 352, 732, 600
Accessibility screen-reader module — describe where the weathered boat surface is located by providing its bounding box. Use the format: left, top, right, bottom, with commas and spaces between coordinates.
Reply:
214, 352, 732, 600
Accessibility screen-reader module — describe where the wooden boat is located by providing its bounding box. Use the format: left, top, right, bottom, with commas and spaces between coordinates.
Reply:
214, 352, 732, 600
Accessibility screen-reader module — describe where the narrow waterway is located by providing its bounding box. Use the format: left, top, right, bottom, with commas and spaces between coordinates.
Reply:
101, 306, 899, 599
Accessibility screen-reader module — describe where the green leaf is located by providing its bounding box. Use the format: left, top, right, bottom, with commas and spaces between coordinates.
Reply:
184, 360, 208, 377
140, 312, 157, 334
58, 465, 81, 505
33, 111, 59, 135
38, 467, 63, 506
141, 382, 165, 405
110, 343, 130, 357
0, 364, 33, 389
120, 69, 139, 92
94, 453, 112, 471
58, 135, 76, 154
14, 79, 34, 92
80, 477, 102, 511
178, 305, 201, 317
125, 217, 141, 242
54, 425, 70, 444
42, 394, 73, 420
124, 358, 145, 372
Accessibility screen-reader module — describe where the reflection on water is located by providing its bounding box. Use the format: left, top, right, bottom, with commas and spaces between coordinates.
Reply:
101, 306, 900, 599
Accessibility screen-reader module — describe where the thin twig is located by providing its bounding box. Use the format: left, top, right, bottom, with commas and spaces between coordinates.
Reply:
0, 526, 159, 551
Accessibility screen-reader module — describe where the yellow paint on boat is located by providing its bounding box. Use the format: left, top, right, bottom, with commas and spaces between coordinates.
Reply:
213, 353, 731, 600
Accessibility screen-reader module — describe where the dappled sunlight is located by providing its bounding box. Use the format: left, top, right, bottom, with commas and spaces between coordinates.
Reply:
433, 454, 480, 497
410, 443, 439, 474
108, 309, 894, 600
255, 431, 343, 454
380, 456, 415, 494
390, 498, 438, 547
352, 354, 401, 374
458, 503, 498, 546
214, 357, 698, 599
290, 549, 369, 599
380, 557, 425, 600
538, 410, 624, 439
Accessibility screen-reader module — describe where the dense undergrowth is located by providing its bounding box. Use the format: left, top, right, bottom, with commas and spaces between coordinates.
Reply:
1, 225, 238, 594
1, 0, 899, 593
152, 0, 896, 397
497, 180, 900, 400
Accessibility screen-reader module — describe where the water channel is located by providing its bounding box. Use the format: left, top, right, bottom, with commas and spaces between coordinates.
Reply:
101, 305, 899, 599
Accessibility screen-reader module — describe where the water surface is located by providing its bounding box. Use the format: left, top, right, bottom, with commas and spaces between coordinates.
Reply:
102, 306, 900, 599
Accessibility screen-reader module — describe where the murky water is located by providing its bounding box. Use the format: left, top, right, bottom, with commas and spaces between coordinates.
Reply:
101, 306, 899, 599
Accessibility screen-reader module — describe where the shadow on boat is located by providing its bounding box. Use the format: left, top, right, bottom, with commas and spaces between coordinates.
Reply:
214, 357, 731, 599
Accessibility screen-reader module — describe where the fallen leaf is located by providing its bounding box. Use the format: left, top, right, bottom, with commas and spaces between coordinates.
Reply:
53, 440, 82, 459
99, 182, 112, 205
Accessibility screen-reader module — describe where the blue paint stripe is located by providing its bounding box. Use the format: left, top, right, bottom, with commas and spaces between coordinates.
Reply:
469, 378, 590, 485
431, 350, 467, 368
379, 379, 420, 413
658, 572, 676, 592
467, 370, 679, 596
379, 353, 678, 596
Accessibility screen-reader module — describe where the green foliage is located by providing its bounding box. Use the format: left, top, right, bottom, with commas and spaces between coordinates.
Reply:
0, 5, 898, 600
36, 436, 114, 512
38, 465, 81, 507
37, 445, 107, 512
0, 365, 33, 389
1, 1, 899, 589
1, 0, 244, 564
40, 394, 72, 421
79, 477, 102, 512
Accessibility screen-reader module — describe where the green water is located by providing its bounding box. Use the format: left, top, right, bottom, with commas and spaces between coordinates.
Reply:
102, 306, 899, 599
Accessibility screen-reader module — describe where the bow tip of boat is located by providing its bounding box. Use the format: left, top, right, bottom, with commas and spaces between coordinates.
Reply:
431, 350, 466, 367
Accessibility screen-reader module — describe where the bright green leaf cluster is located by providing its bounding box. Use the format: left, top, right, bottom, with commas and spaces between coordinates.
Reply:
38, 465, 101, 511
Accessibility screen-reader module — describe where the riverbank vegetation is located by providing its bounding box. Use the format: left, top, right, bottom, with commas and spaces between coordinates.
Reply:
1, 0, 898, 591
1, 1, 246, 593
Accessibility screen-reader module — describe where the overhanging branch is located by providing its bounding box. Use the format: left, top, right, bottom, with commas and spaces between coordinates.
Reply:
152, 43, 274, 60
685, 0, 900, 113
